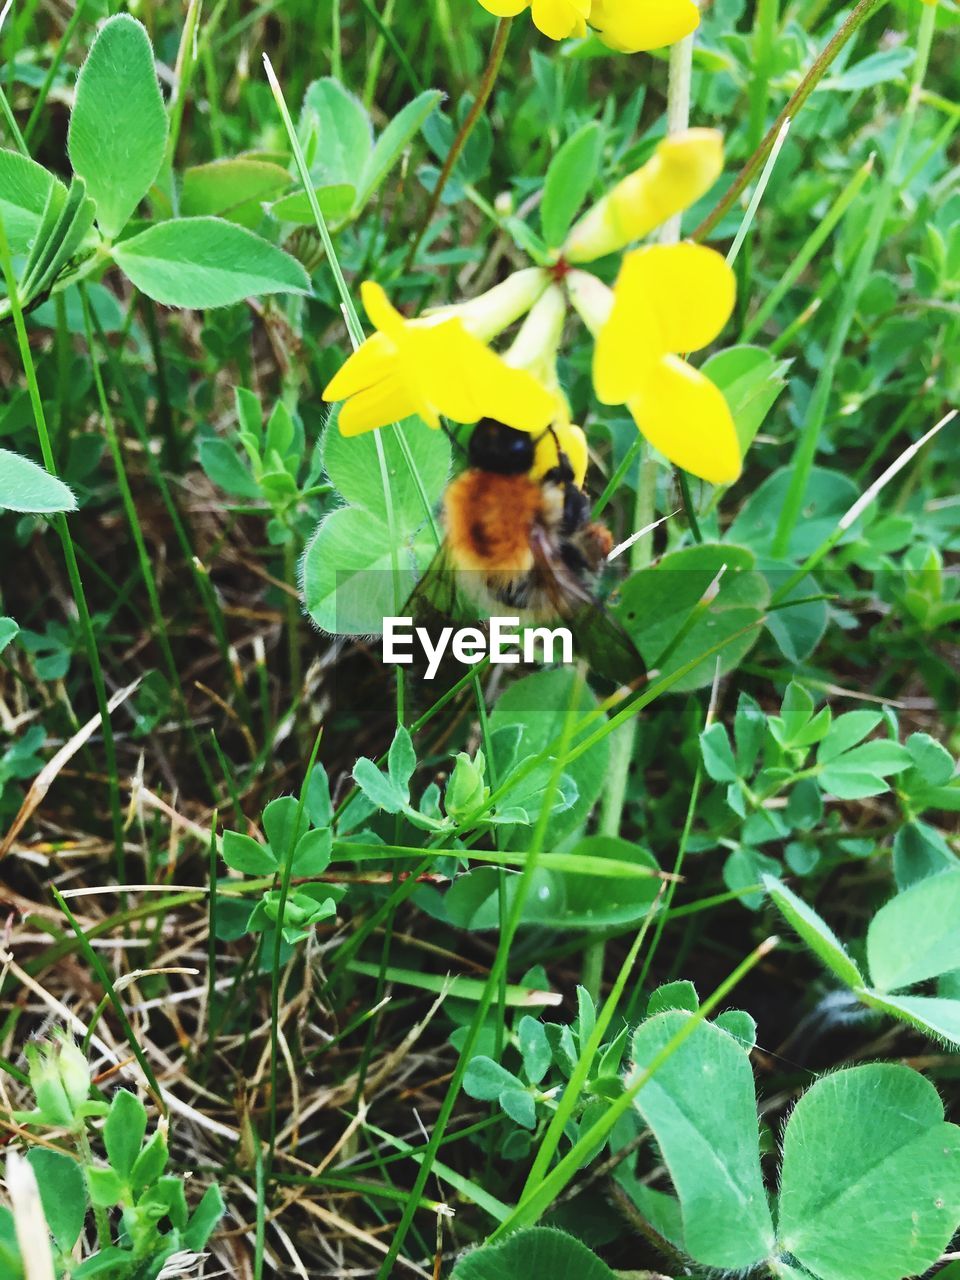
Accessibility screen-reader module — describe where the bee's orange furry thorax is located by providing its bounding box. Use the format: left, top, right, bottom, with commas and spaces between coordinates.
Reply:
443, 471, 543, 574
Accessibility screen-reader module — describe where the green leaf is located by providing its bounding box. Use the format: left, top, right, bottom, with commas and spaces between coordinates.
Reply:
262, 795, 306, 860
862, 991, 960, 1047
734, 692, 766, 773
714, 1009, 757, 1050
130, 1126, 168, 1194
489, 669, 610, 846
500, 1087, 537, 1129
388, 725, 416, 793
19, 177, 96, 304
763, 876, 863, 988
104, 1089, 147, 1179
549, 835, 660, 928
893, 820, 957, 889
86, 1164, 125, 1207
0, 150, 62, 255
727, 466, 858, 560
540, 122, 604, 248
451, 1227, 617, 1280
112, 218, 310, 308
183, 1182, 226, 1251
647, 980, 698, 1016
268, 182, 357, 226
700, 722, 738, 782
352, 757, 407, 814
72, 1247, 136, 1277
630, 1013, 774, 1269
292, 826, 332, 875
905, 732, 955, 786
702, 345, 789, 455
614, 543, 769, 693
301, 78, 372, 188
302, 506, 421, 635
358, 89, 443, 208
222, 830, 277, 875
817, 710, 882, 763
866, 870, 960, 992
829, 46, 914, 91
0, 618, 19, 655
198, 438, 261, 499
0, 448, 77, 513
518, 1016, 552, 1085
27, 1148, 86, 1251
777, 1063, 960, 1280
67, 15, 168, 237
322, 413, 450, 531
463, 1056, 522, 1101
818, 741, 913, 800
181, 157, 292, 223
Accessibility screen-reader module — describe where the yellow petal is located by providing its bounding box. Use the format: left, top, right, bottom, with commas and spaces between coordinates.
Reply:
616, 242, 736, 354
360, 280, 405, 340
531, 0, 590, 38
337, 373, 420, 437
475, 0, 530, 12
532, 421, 589, 487
592, 252, 663, 404
627, 356, 742, 485
565, 128, 724, 262
322, 331, 395, 401
406, 318, 556, 432
590, 0, 699, 52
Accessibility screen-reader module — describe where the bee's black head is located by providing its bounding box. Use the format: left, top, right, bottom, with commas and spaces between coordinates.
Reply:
468, 418, 536, 476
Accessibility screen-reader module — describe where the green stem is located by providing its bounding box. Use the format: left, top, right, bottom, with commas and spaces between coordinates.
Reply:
403, 17, 511, 271
693, 0, 890, 242
747, 0, 779, 151
771, 0, 937, 558
0, 214, 125, 883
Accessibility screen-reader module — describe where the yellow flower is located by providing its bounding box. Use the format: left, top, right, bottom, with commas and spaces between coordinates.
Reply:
591, 244, 741, 484
565, 129, 723, 262
476, 0, 589, 39
323, 282, 556, 437
589, 0, 699, 52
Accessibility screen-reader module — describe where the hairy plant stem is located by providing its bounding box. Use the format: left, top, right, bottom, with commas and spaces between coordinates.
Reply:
693, 0, 890, 243
403, 17, 512, 271
771, 0, 937, 557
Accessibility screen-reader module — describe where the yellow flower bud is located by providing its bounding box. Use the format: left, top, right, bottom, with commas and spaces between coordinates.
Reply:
564, 129, 723, 263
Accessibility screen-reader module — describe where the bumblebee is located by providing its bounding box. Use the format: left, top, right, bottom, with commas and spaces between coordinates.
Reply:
408, 418, 641, 683
442, 418, 614, 620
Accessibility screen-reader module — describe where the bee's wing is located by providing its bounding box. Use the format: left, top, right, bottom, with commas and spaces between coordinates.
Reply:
403, 540, 458, 622
529, 525, 645, 685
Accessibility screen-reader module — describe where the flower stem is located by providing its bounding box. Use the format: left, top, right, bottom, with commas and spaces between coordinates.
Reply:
403, 17, 512, 271
693, 0, 889, 243
770, 0, 937, 559
661, 3, 697, 246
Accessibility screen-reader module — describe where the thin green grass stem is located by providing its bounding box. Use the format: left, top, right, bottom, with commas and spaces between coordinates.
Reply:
23, 0, 89, 143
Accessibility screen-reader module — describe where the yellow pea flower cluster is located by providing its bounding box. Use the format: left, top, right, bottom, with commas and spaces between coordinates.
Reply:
475, 0, 699, 52
322, 129, 741, 487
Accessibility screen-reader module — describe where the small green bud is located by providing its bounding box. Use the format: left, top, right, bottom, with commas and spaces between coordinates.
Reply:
26, 1030, 91, 1128
445, 750, 489, 822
